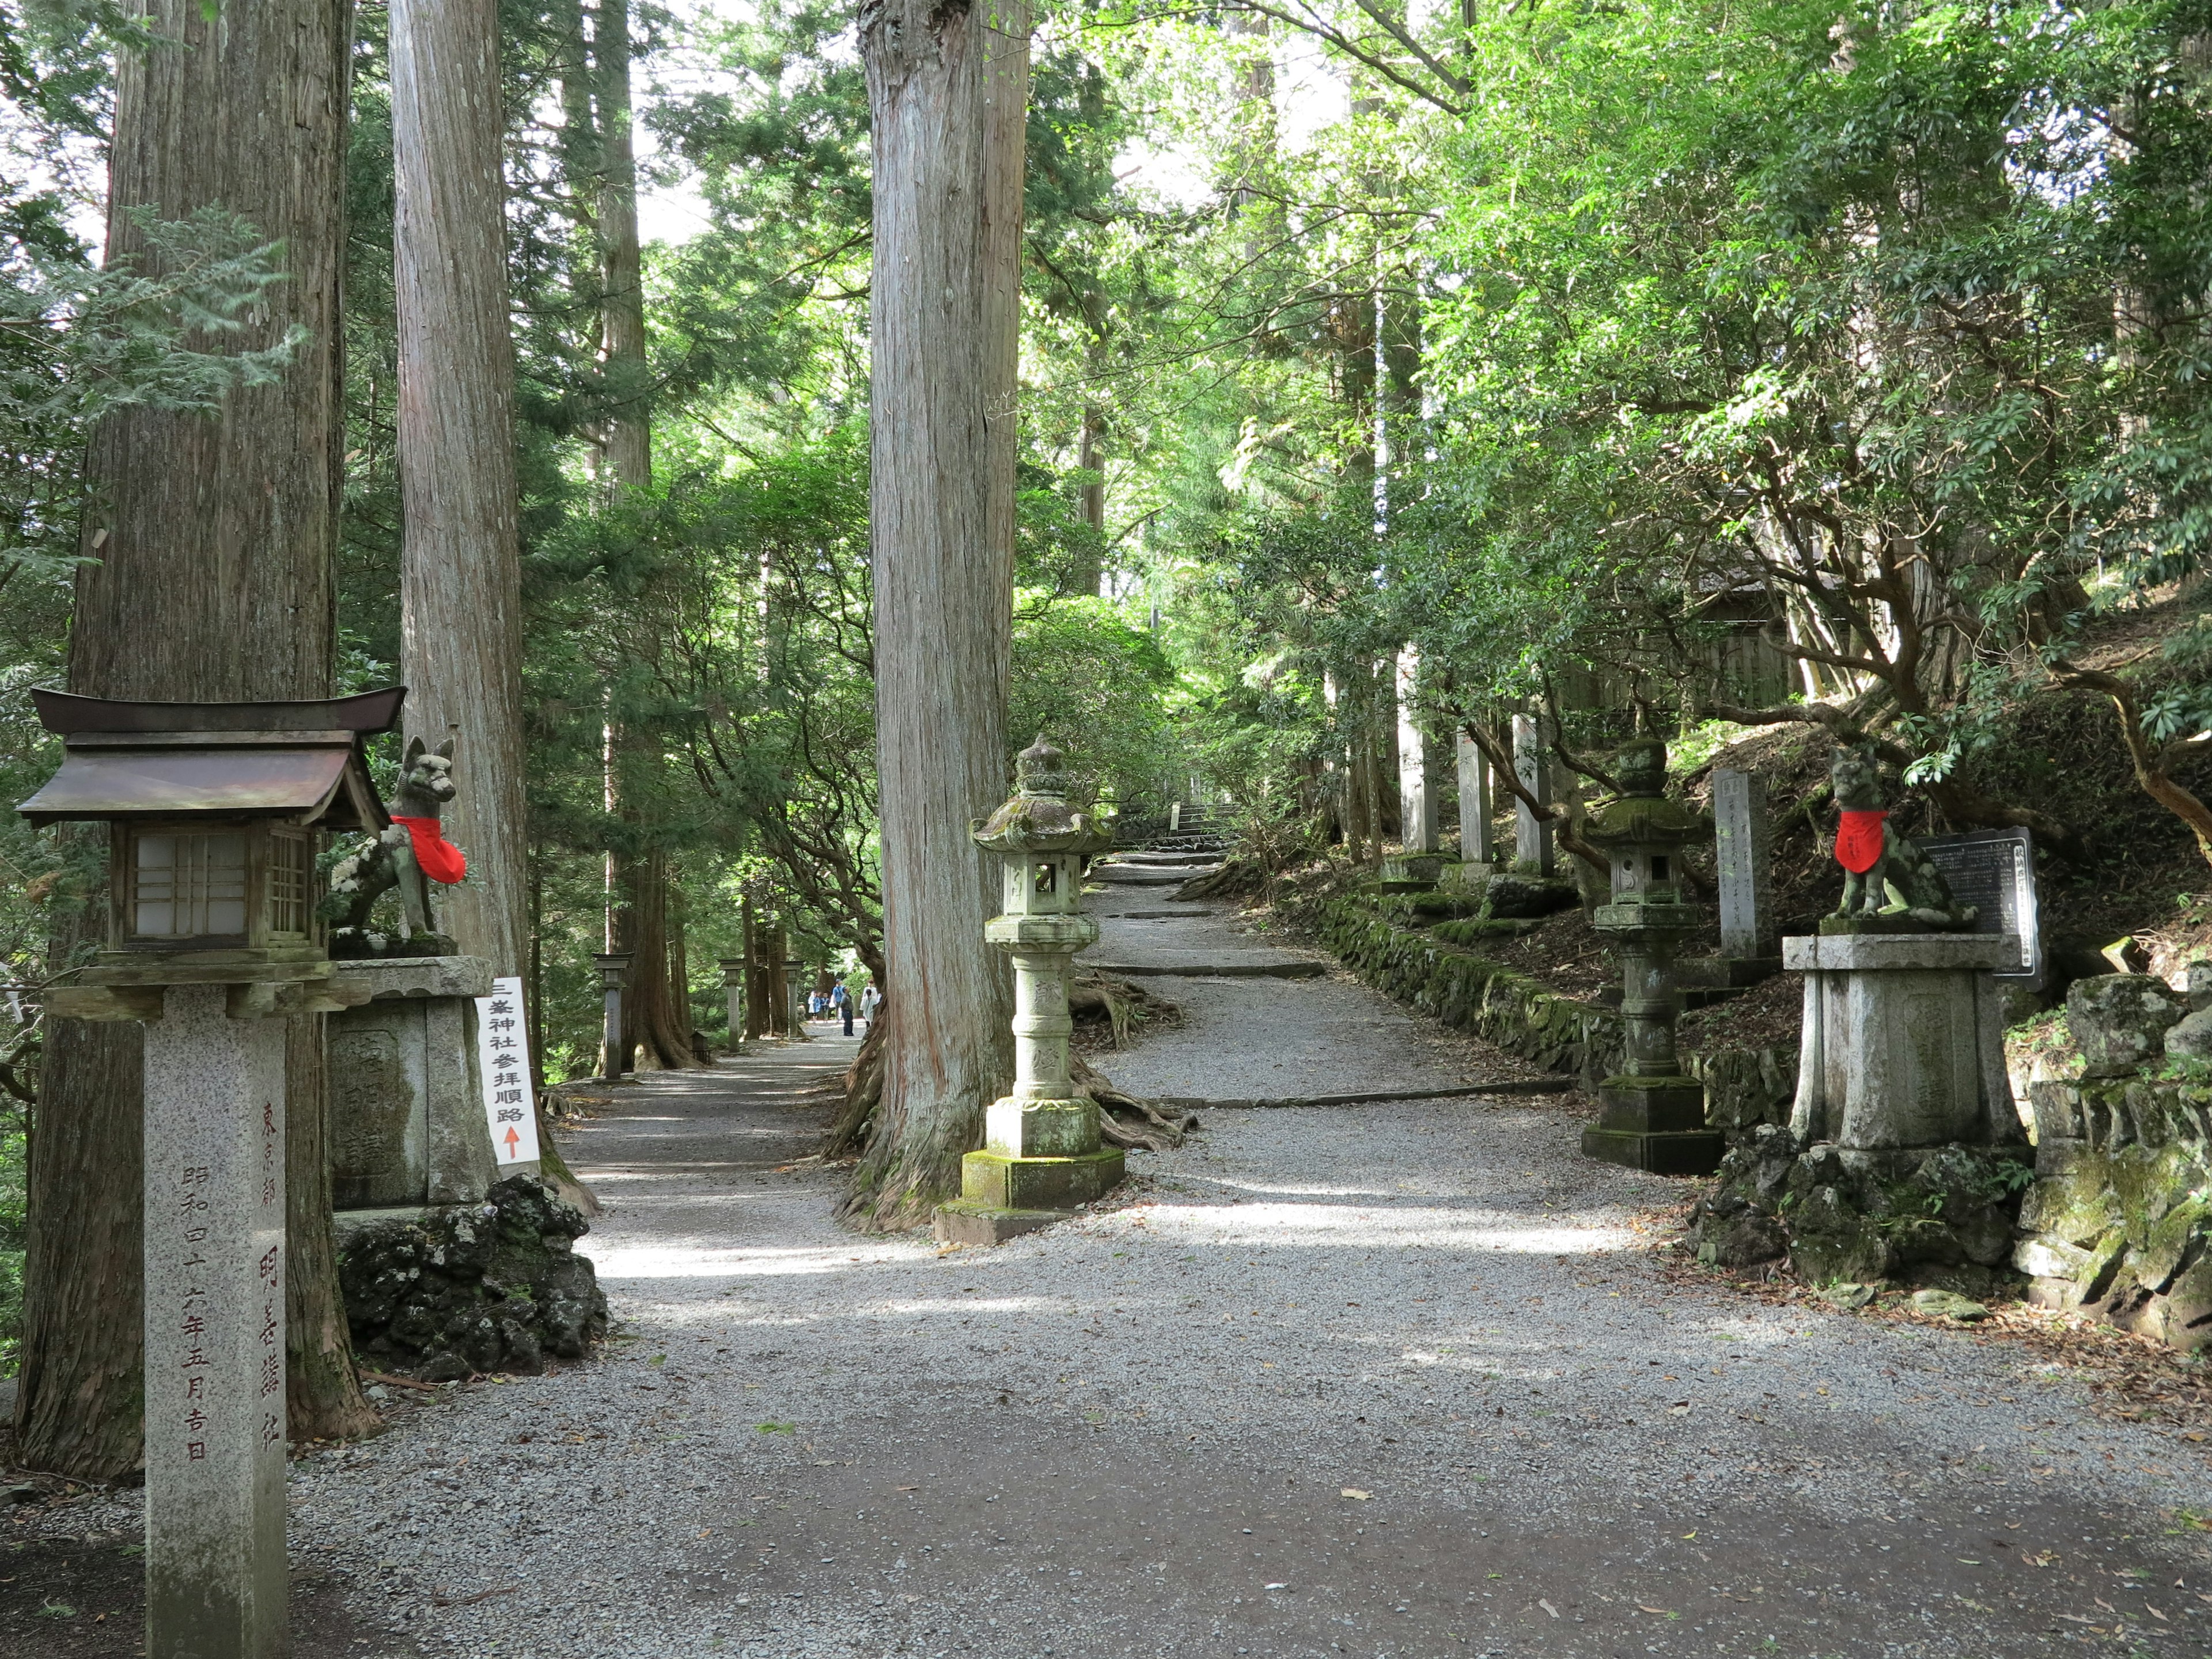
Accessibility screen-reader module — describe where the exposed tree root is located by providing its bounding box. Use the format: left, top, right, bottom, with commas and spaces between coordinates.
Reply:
1070, 972, 1178, 1048
1173, 858, 1264, 902
824, 1011, 1192, 1169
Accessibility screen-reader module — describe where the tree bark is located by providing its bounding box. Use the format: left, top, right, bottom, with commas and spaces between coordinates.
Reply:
847, 0, 1026, 1230
20, 0, 373, 1477
392, 0, 531, 983
620, 847, 706, 1068
596, 0, 651, 487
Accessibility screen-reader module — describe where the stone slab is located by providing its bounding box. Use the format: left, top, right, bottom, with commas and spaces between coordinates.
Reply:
1595, 1078, 1709, 1135
1783, 933, 2020, 973
1581, 1125, 1724, 1175
142, 982, 288, 1659
959, 1147, 1125, 1212
931, 1202, 1070, 1247
340, 953, 494, 1000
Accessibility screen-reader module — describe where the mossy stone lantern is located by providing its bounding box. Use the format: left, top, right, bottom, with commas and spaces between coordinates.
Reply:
934, 736, 1125, 1246
19, 688, 400, 1019
1580, 737, 1724, 1175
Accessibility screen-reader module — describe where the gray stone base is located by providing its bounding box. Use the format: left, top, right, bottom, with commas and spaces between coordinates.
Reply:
959, 1147, 1124, 1212
931, 1202, 1069, 1247
1582, 1124, 1725, 1175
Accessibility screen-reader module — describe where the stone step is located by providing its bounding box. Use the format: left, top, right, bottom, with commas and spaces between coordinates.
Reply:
1153, 1078, 1573, 1110
1087, 959, 1325, 979
1093, 865, 1219, 885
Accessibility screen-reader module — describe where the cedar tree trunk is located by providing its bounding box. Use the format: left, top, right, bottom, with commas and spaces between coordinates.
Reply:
846, 0, 1027, 1229
18, 0, 374, 1478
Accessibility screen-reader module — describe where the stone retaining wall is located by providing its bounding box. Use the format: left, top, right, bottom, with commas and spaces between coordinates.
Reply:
2016, 1075, 2212, 1347
1305, 889, 1796, 1132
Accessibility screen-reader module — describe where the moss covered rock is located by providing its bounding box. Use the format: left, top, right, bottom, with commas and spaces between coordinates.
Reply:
339, 1175, 608, 1380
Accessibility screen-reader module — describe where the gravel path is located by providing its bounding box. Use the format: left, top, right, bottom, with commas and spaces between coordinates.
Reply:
19, 901, 2212, 1656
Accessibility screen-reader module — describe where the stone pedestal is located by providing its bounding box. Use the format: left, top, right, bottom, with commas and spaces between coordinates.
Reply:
1785, 930, 2023, 1165
717, 957, 746, 1051
329, 955, 496, 1213
1582, 900, 1724, 1175
143, 983, 288, 1659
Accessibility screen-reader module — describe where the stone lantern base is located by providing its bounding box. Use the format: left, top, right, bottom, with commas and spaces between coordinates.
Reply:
1582, 1076, 1724, 1174
933, 1094, 1125, 1246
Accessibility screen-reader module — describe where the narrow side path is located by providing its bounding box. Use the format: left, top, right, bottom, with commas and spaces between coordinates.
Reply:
251, 903, 2212, 1657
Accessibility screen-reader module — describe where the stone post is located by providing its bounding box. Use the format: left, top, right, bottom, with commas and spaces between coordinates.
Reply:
783, 957, 809, 1040
1455, 732, 1494, 866
935, 736, 1124, 1246
592, 952, 631, 1078
1511, 713, 1554, 874
1713, 768, 1779, 981
717, 957, 745, 1050
143, 983, 288, 1659
1395, 647, 1438, 854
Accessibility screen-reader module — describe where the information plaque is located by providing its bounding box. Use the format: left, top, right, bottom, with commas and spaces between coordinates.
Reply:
1921, 825, 2042, 986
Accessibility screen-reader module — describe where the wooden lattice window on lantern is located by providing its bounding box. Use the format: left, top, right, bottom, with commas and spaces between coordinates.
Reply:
130, 829, 248, 941
267, 828, 310, 937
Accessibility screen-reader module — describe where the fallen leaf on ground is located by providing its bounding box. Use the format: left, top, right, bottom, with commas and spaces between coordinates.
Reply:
1635, 1605, 1671, 1615
1538, 1599, 1560, 1619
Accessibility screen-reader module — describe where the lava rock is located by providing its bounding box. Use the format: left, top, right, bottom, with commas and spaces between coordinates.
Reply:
339, 1175, 608, 1380
2067, 974, 2189, 1078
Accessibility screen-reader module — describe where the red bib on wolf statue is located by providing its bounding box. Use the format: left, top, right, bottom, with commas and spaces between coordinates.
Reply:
392, 815, 467, 884
1834, 809, 1887, 874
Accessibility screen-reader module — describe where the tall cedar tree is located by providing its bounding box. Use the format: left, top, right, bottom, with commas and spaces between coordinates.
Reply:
18, 0, 376, 1477
845, 0, 1027, 1227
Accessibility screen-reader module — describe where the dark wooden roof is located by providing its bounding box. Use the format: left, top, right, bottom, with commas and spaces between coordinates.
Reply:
15, 689, 402, 831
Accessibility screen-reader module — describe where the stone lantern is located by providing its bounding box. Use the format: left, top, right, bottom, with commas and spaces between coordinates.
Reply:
20, 687, 399, 1015
592, 951, 632, 1077
717, 956, 747, 1049
934, 736, 1125, 1246
16, 687, 402, 1659
1579, 737, 1724, 1175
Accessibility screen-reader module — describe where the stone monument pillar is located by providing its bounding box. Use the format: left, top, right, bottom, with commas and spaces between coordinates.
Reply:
1713, 768, 1779, 982
143, 984, 290, 1658
1395, 647, 1438, 854
1511, 713, 1554, 874
934, 736, 1125, 1246
717, 957, 745, 1051
1578, 738, 1722, 1174
1456, 732, 1494, 866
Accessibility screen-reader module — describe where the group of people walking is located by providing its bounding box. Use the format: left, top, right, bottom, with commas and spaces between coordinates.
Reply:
806, 979, 878, 1036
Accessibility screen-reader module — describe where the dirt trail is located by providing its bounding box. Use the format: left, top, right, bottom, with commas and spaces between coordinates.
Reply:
14, 892, 2212, 1656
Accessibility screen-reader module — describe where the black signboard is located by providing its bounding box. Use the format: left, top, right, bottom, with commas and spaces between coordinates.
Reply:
1921, 825, 2042, 986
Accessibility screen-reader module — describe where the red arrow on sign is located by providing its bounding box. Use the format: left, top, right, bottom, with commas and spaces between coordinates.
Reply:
503, 1126, 521, 1158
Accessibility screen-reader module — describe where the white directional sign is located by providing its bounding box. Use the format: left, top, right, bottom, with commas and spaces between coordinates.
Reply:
475, 974, 542, 1169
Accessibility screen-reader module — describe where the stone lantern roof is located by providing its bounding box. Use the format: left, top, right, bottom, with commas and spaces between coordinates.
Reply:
972, 735, 1112, 856
1581, 736, 1709, 851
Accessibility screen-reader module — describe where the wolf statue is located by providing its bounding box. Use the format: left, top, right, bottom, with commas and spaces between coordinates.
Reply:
1826, 745, 1977, 929
323, 736, 468, 957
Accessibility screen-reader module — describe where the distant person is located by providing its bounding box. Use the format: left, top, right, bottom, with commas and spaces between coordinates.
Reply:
860, 983, 880, 1028
831, 980, 853, 1035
